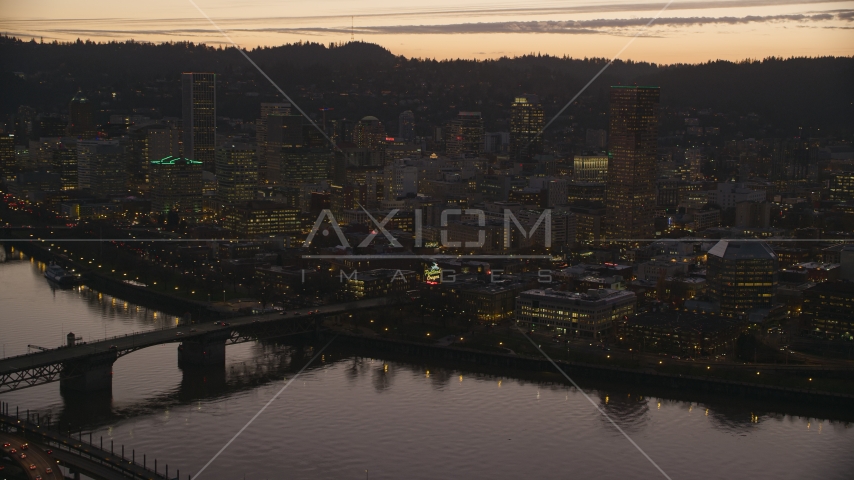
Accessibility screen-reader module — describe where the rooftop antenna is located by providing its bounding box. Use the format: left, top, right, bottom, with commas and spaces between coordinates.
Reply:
351, 16, 354, 42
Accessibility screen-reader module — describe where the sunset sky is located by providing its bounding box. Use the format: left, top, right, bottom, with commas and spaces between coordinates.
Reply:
2, 0, 852, 63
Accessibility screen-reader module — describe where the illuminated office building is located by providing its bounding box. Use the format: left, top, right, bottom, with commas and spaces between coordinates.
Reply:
150, 156, 203, 221
224, 201, 301, 237
605, 86, 659, 241
51, 142, 77, 191
131, 124, 179, 193
256, 103, 291, 183
76, 139, 126, 196
216, 143, 258, 205
0, 134, 16, 181
707, 240, 778, 317
516, 288, 636, 337
265, 115, 305, 183
573, 154, 609, 182
181, 72, 216, 171
280, 147, 330, 185
446, 112, 484, 158
829, 170, 854, 203
355, 116, 387, 151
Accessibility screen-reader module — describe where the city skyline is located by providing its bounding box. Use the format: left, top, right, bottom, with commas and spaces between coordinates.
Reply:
0, 8, 853, 477
2, 0, 853, 63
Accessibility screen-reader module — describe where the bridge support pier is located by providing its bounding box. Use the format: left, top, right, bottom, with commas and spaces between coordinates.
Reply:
178, 332, 229, 368
60, 350, 118, 393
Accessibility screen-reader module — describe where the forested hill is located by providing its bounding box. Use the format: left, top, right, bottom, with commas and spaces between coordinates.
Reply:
1, 36, 852, 135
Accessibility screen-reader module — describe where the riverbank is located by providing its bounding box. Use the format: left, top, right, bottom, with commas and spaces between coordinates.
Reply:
7, 241, 230, 321
333, 332, 854, 409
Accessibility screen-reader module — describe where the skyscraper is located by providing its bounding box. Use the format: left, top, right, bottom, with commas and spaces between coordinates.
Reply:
510, 95, 544, 162
51, 141, 77, 191
130, 124, 180, 193
265, 115, 306, 183
0, 134, 16, 182
573, 154, 609, 182
76, 138, 125, 195
181, 72, 216, 171
67, 89, 96, 139
89, 142, 127, 197
280, 148, 331, 185
354, 116, 387, 151
151, 156, 203, 222
446, 112, 483, 158
605, 86, 659, 241
256, 102, 291, 183
216, 143, 258, 206
398, 110, 415, 143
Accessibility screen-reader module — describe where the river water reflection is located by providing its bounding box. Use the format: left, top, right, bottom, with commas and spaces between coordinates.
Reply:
1, 251, 853, 479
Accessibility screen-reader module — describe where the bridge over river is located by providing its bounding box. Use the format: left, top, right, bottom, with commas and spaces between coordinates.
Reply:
0, 298, 390, 394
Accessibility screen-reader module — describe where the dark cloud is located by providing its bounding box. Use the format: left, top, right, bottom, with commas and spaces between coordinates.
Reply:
26, 10, 853, 38
5, 0, 852, 27
238, 12, 854, 36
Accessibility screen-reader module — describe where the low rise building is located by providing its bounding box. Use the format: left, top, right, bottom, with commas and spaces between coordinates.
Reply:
618, 311, 744, 355
515, 288, 636, 337
224, 201, 301, 237
345, 268, 418, 299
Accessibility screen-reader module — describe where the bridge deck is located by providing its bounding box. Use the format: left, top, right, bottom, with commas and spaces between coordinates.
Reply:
0, 298, 388, 383
1, 413, 172, 480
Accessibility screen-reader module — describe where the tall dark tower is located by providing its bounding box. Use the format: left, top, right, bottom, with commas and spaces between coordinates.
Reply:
67, 89, 96, 139
510, 94, 544, 162
182, 72, 216, 171
398, 110, 415, 143
605, 86, 659, 242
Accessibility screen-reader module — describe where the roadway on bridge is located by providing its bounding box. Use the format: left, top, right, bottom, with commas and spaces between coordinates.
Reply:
0, 297, 389, 376
0, 432, 63, 479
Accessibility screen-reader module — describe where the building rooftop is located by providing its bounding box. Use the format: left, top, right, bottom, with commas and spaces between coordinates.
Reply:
805, 280, 854, 295
151, 156, 202, 165
521, 288, 635, 304
627, 311, 741, 334
707, 240, 776, 261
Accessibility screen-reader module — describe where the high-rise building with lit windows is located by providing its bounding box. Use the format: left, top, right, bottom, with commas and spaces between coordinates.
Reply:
76, 139, 126, 196
256, 103, 291, 183
573, 154, 609, 182
0, 134, 16, 182
605, 86, 659, 241
707, 240, 778, 317
216, 143, 258, 205
131, 124, 179, 193
510, 94, 544, 162
829, 170, 854, 203
181, 72, 216, 171
446, 112, 483, 158
224, 201, 301, 237
355, 116, 387, 151
151, 156, 203, 221
51, 141, 77, 191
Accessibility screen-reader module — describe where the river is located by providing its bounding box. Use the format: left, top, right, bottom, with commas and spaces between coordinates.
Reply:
1, 250, 853, 479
